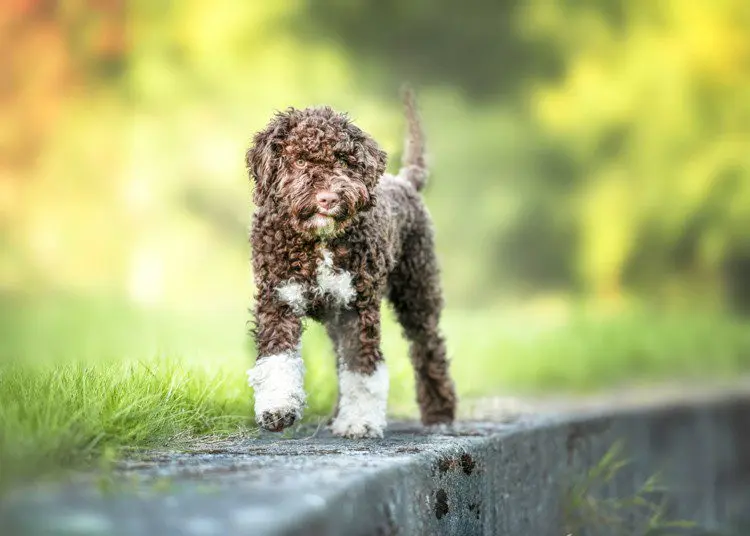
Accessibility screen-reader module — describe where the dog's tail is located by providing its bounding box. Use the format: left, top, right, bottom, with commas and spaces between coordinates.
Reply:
399, 85, 429, 192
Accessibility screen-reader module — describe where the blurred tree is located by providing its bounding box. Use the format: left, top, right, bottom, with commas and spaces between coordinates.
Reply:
0, 0, 125, 170
530, 0, 750, 308
0, 0, 126, 289
4, 0, 748, 312
293, 0, 563, 100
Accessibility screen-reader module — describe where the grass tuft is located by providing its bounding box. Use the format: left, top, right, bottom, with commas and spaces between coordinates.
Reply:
564, 441, 697, 535
0, 358, 251, 488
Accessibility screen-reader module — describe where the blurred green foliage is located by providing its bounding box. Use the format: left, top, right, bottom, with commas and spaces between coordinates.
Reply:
2, 0, 749, 311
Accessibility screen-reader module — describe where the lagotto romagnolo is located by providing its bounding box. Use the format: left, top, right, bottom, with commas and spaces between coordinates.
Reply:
245, 89, 456, 439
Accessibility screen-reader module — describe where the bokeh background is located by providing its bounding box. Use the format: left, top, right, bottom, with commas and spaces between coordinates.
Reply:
2, 0, 750, 484
5, 0, 750, 309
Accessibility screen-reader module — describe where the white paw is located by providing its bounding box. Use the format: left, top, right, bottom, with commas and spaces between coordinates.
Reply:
330, 416, 384, 439
330, 362, 389, 439
247, 350, 306, 432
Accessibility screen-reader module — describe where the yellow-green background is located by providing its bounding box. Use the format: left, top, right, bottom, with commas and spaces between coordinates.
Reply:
1, 0, 749, 486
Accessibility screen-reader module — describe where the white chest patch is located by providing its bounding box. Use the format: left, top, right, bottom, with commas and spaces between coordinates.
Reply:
275, 281, 308, 315
274, 249, 355, 315
315, 249, 356, 307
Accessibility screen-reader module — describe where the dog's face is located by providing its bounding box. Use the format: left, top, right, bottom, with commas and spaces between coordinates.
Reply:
247, 106, 387, 238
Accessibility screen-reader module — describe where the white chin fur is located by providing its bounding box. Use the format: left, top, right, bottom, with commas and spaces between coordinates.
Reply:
330, 361, 389, 439
311, 214, 333, 228
311, 215, 336, 237
247, 350, 306, 423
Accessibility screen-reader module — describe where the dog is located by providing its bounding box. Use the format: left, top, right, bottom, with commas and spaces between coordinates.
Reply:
245, 90, 456, 438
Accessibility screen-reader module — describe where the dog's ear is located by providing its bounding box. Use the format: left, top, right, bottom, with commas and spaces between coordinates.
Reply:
349, 126, 387, 189
362, 136, 387, 186
246, 132, 275, 205
246, 112, 290, 205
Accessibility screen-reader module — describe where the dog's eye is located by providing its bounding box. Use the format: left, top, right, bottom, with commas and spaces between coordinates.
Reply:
293, 159, 306, 168
337, 156, 349, 167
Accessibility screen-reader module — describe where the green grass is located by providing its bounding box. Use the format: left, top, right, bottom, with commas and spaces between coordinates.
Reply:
1, 292, 750, 490
564, 441, 696, 535
0, 358, 250, 488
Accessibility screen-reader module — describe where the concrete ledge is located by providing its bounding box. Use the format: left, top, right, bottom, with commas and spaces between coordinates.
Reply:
2, 391, 749, 535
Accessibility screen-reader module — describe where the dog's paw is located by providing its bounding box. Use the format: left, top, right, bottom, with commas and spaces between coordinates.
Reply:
330, 362, 389, 439
257, 408, 299, 432
329, 418, 384, 439
247, 350, 306, 433
421, 412, 455, 427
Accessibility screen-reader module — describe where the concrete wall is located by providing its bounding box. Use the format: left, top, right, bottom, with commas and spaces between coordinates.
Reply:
312, 395, 750, 535
2, 394, 748, 535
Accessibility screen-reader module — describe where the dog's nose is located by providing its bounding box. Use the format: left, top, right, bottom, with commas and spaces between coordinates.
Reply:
316, 191, 340, 210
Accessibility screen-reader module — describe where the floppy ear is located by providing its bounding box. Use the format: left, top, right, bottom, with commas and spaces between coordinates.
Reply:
246, 112, 290, 205
351, 128, 387, 189
246, 130, 276, 205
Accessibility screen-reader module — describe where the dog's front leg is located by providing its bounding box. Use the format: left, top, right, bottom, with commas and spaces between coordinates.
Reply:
326, 304, 389, 439
247, 294, 305, 432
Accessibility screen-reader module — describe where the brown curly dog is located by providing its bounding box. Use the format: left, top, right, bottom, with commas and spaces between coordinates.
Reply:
245, 90, 456, 438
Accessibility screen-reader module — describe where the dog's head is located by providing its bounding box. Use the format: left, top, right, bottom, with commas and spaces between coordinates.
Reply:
247, 106, 387, 238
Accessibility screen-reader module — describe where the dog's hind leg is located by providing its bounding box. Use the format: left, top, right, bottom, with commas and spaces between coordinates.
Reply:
388, 232, 457, 425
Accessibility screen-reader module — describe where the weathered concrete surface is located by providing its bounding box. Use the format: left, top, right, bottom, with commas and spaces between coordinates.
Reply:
2, 390, 749, 536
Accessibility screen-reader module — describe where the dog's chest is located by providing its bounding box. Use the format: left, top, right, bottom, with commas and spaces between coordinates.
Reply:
275, 249, 356, 316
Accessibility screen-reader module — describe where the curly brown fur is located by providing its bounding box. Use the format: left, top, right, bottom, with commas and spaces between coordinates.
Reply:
246, 92, 456, 438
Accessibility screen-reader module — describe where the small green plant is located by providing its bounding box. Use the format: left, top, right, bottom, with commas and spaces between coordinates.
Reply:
564, 441, 696, 536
